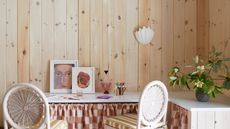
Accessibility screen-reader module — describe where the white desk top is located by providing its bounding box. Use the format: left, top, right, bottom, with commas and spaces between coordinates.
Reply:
169, 91, 230, 111
46, 91, 230, 111
46, 92, 141, 103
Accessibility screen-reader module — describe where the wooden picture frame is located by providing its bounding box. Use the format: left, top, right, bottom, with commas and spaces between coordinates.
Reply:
72, 67, 95, 93
50, 60, 78, 93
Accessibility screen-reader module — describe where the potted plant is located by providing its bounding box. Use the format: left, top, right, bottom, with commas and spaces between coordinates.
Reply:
168, 47, 230, 102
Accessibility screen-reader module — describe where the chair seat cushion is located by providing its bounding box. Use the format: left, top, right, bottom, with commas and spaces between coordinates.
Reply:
49, 119, 68, 129
104, 114, 167, 129
10, 119, 67, 129
104, 113, 138, 129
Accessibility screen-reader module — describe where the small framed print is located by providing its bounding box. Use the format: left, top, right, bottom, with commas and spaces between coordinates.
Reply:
50, 60, 78, 93
72, 67, 95, 93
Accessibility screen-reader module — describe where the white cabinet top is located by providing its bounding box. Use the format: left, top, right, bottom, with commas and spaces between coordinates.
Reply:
169, 91, 230, 111
46, 92, 141, 103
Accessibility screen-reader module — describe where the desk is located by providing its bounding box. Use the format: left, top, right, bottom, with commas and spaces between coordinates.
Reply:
168, 91, 230, 129
46, 92, 140, 129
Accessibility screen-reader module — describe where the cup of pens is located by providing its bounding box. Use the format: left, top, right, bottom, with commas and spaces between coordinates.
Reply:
115, 82, 126, 95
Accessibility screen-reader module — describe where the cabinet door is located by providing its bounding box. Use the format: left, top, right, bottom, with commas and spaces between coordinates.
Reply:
215, 111, 230, 129
197, 112, 215, 129
190, 111, 215, 129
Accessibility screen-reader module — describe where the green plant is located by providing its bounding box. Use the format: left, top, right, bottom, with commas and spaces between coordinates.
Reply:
169, 47, 230, 98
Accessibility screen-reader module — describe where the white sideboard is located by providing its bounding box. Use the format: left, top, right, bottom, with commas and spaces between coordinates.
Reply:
169, 91, 230, 129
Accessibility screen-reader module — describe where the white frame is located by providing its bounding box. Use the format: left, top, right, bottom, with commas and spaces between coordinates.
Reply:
50, 60, 78, 93
72, 67, 95, 93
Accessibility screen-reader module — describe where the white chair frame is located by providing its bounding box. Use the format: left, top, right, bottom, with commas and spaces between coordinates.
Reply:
3, 83, 50, 129
137, 80, 168, 129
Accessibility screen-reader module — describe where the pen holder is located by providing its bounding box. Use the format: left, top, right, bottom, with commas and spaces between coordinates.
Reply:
115, 84, 126, 95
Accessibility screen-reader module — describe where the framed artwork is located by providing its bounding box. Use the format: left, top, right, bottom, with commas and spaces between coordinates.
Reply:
72, 67, 95, 93
50, 60, 78, 93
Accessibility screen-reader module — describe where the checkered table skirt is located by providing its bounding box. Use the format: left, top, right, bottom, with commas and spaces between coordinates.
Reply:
49, 103, 138, 129
168, 102, 188, 129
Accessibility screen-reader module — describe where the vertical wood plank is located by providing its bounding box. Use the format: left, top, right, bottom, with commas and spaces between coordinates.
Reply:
111, 0, 126, 85
0, 0, 7, 125
102, 0, 114, 89
197, 0, 209, 59
209, 0, 224, 51
18, 0, 29, 83
184, 0, 197, 66
79, 0, 90, 66
54, 0, 67, 59
138, 0, 151, 90
173, 0, 185, 69
125, 0, 138, 91
161, 0, 174, 88
150, 0, 162, 80
42, 0, 55, 91
197, 111, 215, 129
90, 0, 103, 91
223, 0, 230, 57
67, 0, 78, 59
30, 0, 42, 88
6, 0, 17, 87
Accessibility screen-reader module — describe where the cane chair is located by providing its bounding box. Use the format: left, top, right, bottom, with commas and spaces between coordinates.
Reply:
104, 80, 168, 129
3, 83, 67, 129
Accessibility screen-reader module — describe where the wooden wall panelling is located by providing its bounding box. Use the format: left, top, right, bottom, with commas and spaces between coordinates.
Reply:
173, 0, 185, 71
222, 0, 230, 57
209, 0, 227, 81
0, 0, 7, 125
197, 0, 209, 59
42, 0, 55, 91
209, 0, 225, 51
161, 0, 174, 87
138, 0, 151, 90
102, 0, 114, 90
18, 0, 29, 83
125, 0, 138, 91
54, 0, 66, 59
30, 0, 42, 88
150, 0, 162, 81
6, 0, 17, 88
184, 0, 197, 67
112, 0, 126, 86
90, 0, 103, 91
67, 0, 78, 59
79, 0, 90, 66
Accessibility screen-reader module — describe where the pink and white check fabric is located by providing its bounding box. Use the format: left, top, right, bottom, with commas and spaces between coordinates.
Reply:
168, 102, 188, 129
49, 103, 138, 129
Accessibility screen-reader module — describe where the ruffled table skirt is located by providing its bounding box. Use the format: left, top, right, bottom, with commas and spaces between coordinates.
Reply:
168, 102, 188, 129
49, 103, 138, 129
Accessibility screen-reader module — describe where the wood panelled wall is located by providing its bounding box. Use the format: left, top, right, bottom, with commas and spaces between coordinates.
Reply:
197, 0, 230, 96
197, 0, 230, 58
0, 0, 197, 125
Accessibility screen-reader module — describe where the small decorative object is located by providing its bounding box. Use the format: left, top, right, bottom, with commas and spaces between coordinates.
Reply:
72, 67, 95, 93
134, 26, 154, 45
115, 82, 126, 95
96, 95, 112, 99
169, 47, 230, 102
100, 70, 112, 94
50, 60, 78, 93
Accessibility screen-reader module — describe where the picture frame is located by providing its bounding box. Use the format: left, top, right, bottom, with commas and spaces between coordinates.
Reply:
50, 60, 78, 93
72, 67, 95, 93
